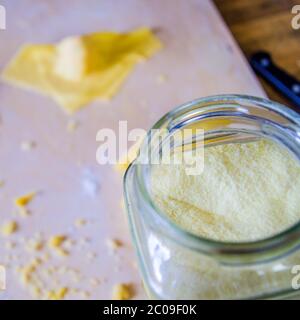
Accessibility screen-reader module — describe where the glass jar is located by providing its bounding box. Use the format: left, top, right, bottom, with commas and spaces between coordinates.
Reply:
124, 95, 300, 299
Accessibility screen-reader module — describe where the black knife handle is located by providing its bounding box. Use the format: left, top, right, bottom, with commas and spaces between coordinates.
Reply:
250, 51, 300, 109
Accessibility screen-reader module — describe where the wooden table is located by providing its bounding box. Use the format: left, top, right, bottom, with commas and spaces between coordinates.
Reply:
215, 0, 300, 111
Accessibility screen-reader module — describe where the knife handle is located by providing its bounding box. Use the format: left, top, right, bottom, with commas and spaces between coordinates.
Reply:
250, 51, 300, 109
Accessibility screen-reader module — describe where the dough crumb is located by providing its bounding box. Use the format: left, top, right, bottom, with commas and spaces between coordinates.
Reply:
74, 218, 87, 228
48, 287, 69, 300
48, 235, 66, 248
112, 283, 134, 300
20, 140, 36, 151
19, 258, 42, 285
14, 192, 36, 207
48, 235, 69, 256
106, 238, 123, 251
156, 73, 168, 84
67, 119, 80, 132
1, 221, 18, 236
26, 238, 44, 252
18, 207, 31, 217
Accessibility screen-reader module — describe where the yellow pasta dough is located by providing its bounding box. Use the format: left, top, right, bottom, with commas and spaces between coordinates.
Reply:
2, 28, 162, 113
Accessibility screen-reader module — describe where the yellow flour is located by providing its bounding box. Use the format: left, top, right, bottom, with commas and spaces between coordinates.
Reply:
151, 139, 300, 242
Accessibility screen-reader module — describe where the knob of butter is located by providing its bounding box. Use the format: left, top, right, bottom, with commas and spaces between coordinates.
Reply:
53, 36, 99, 81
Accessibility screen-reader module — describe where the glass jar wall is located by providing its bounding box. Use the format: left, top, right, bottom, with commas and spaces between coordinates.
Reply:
124, 95, 300, 299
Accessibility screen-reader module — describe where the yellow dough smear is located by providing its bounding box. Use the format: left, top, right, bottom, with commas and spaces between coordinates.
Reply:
2, 28, 162, 113
151, 139, 300, 242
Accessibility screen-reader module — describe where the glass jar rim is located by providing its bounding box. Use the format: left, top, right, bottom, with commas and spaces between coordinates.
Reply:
127, 94, 300, 265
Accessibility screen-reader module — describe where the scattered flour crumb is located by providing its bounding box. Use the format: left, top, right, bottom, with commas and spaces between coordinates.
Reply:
87, 252, 97, 260
106, 238, 123, 251
48, 287, 69, 300
67, 119, 80, 132
20, 140, 36, 151
81, 169, 100, 197
74, 218, 87, 228
156, 74, 168, 84
48, 235, 69, 257
26, 238, 44, 252
112, 283, 134, 300
14, 192, 36, 207
1, 221, 19, 236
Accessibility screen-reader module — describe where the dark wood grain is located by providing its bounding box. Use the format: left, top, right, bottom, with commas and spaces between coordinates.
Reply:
215, 0, 300, 110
